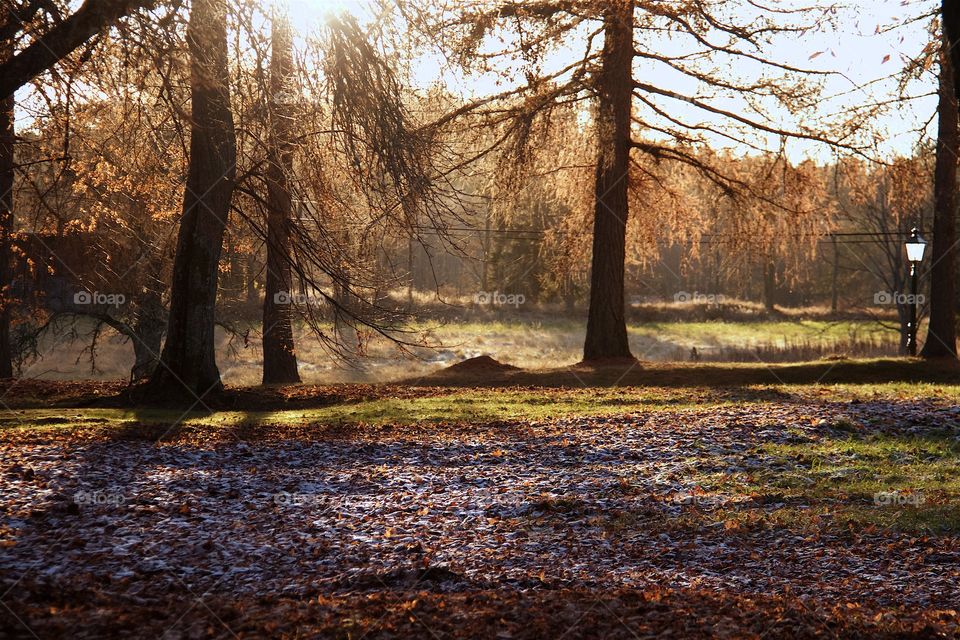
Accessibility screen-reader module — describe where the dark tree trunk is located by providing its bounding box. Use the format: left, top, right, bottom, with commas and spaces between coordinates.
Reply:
583, 0, 633, 362
763, 259, 777, 312
921, 21, 958, 359
333, 276, 358, 350
261, 16, 300, 384
130, 289, 165, 381
149, 0, 236, 399
0, 76, 13, 378
245, 253, 258, 303
830, 236, 839, 314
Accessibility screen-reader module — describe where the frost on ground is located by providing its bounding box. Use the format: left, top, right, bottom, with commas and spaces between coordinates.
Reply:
1, 395, 959, 639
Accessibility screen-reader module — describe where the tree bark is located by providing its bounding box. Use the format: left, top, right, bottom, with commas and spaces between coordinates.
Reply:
921, 20, 958, 359
0, 26, 14, 378
583, 0, 633, 362
130, 288, 165, 381
0, 76, 13, 378
830, 236, 839, 314
261, 15, 300, 384
148, 0, 235, 399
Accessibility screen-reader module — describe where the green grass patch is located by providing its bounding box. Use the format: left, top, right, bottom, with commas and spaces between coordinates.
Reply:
630, 319, 896, 348
0, 388, 751, 433
669, 434, 960, 534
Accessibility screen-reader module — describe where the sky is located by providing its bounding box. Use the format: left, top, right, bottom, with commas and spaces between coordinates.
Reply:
279, 0, 938, 162
19, 0, 937, 162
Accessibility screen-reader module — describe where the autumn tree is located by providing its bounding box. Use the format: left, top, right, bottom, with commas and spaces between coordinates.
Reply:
224, 8, 462, 373
12, 84, 186, 380
259, 14, 300, 384
410, 0, 862, 361
836, 155, 933, 353
0, 0, 156, 99
148, 0, 236, 399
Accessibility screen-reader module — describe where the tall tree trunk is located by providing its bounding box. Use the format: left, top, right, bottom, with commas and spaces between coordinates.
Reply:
261, 15, 300, 384
149, 0, 235, 399
921, 18, 958, 359
0, 34, 14, 379
583, 0, 633, 362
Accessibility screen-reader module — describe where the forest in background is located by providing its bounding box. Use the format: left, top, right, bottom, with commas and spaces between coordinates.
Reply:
0, 0, 954, 389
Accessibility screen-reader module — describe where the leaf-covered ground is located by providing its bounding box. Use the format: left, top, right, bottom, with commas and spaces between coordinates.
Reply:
1, 383, 959, 638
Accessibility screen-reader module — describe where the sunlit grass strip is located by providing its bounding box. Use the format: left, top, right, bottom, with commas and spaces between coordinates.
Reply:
0, 388, 752, 431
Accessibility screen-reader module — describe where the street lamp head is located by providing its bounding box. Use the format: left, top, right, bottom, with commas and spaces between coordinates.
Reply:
905, 227, 926, 263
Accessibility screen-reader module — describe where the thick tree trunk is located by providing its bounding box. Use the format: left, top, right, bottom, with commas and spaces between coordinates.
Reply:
583, 0, 633, 362
149, 0, 236, 399
261, 17, 300, 384
921, 26, 958, 359
0, 83, 12, 378
130, 289, 165, 381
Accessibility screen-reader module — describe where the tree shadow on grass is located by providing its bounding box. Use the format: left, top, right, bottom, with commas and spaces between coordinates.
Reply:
412, 357, 960, 389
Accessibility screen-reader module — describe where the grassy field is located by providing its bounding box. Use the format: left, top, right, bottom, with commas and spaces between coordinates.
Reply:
3, 370, 960, 637
4, 378, 960, 540
22, 315, 901, 384
2, 380, 960, 429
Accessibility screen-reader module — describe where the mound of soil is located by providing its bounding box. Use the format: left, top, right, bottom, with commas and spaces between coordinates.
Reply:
406, 355, 522, 385
443, 355, 519, 374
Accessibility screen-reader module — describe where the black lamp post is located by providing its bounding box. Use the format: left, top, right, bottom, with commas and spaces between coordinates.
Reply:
905, 227, 927, 356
